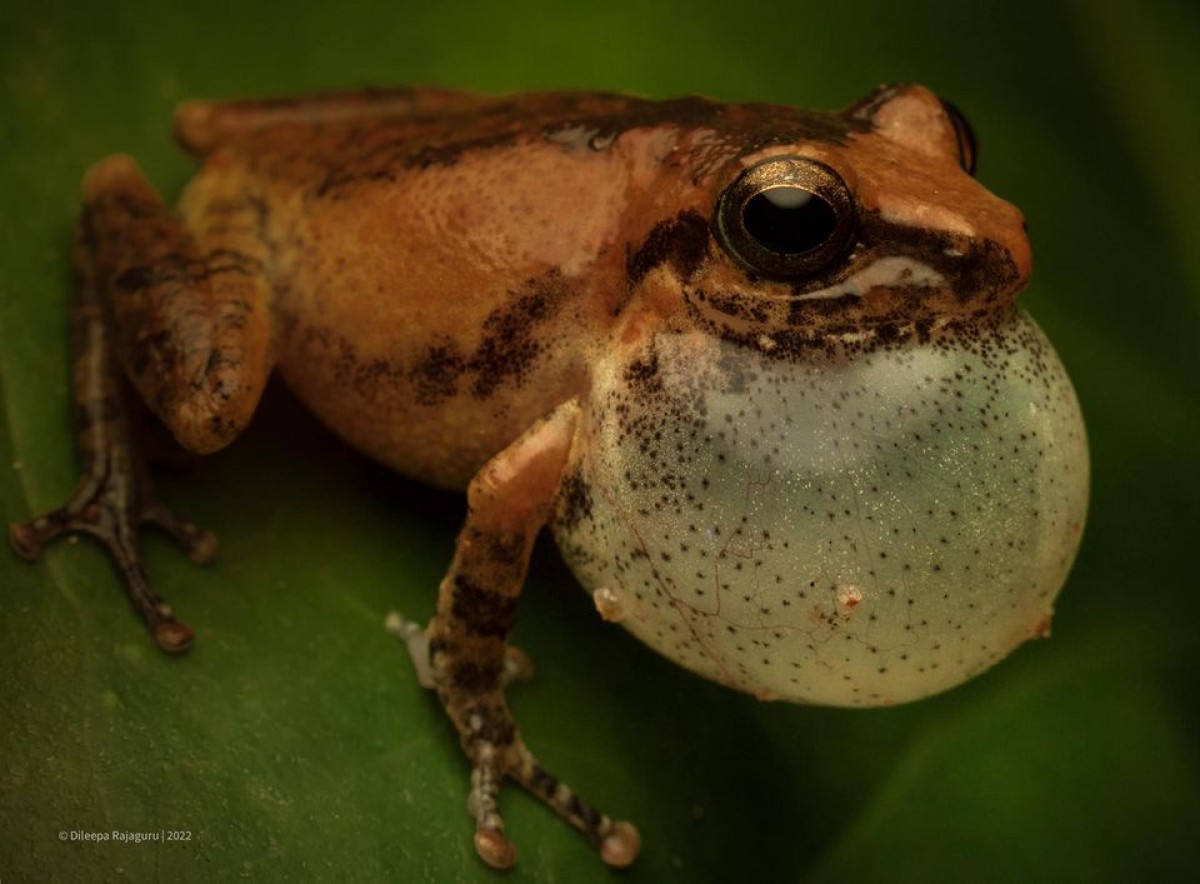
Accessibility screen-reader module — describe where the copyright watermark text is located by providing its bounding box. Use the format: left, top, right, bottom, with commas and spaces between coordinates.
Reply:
58, 830, 192, 844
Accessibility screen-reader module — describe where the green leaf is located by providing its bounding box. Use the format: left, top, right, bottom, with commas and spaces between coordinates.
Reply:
3, 1, 1197, 881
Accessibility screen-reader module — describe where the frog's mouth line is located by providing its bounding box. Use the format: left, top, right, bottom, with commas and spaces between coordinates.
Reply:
681, 250, 1021, 356
789, 256, 946, 302
761, 211, 1025, 306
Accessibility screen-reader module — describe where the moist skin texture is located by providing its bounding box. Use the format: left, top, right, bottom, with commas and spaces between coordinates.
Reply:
11, 83, 1089, 869
555, 309, 1088, 706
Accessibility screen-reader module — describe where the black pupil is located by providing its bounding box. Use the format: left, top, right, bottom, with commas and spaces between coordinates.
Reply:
742, 187, 835, 254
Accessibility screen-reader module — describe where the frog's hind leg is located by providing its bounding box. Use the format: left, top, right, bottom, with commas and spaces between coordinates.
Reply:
9, 154, 273, 651
391, 401, 639, 870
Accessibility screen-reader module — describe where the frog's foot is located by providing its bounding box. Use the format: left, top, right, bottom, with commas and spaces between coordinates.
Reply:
386, 614, 639, 869
10, 469, 216, 653
394, 400, 639, 867
455, 697, 640, 870
504, 747, 641, 869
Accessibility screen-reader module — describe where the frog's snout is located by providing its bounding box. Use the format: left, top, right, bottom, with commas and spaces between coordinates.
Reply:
957, 213, 1032, 304
962, 183, 1033, 297
997, 203, 1033, 295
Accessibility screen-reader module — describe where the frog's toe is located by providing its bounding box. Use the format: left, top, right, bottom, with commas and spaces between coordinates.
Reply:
473, 827, 517, 870
154, 616, 196, 653
142, 500, 218, 564
600, 821, 641, 867
10, 506, 107, 561
385, 611, 437, 688
467, 748, 518, 868
507, 746, 641, 867
421, 660, 637, 867
12, 477, 208, 652
9, 518, 53, 561
500, 643, 535, 684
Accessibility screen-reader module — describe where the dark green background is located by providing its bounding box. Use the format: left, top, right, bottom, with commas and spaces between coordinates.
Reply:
2, 1, 1197, 881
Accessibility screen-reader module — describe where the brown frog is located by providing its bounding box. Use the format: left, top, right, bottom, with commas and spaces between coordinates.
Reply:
9, 84, 1089, 869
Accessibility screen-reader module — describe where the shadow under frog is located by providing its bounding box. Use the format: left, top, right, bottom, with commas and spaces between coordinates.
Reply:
9, 83, 1088, 869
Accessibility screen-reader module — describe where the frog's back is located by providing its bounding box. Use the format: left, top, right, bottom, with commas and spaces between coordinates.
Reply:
172, 89, 695, 489
175, 86, 757, 159
169, 88, 870, 489
173, 86, 857, 181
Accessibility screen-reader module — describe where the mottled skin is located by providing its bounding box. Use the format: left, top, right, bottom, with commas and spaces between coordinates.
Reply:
9, 84, 1088, 869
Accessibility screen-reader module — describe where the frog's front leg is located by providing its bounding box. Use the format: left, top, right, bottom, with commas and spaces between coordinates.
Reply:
9, 154, 274, 651
396, 401, 639, 870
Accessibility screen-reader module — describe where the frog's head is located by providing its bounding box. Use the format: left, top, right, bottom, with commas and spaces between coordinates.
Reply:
629, 84, 1031, 349
564, 88, 1082, 709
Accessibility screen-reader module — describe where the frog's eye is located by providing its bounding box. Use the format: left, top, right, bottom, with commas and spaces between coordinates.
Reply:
939, 99, 978, 175
716, 157, 855, 280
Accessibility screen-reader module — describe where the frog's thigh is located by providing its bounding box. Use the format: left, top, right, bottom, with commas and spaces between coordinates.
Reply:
79, 154, 272, 453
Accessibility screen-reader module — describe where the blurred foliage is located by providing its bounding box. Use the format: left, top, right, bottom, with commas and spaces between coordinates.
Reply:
1, 1, 1197, 881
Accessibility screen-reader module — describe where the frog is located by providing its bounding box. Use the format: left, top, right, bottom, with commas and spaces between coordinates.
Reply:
9, 83, 1089, 869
